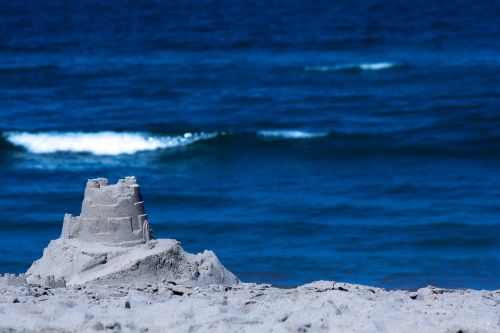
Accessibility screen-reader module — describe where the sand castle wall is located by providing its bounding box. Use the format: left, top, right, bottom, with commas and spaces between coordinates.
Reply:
60, 176, 153, 246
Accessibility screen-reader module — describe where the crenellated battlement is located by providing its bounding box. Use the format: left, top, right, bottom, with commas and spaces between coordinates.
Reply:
0, 273, 26, 287
61, 177, 153, 246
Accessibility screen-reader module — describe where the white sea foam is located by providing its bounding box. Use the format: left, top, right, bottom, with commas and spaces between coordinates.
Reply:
305, 62, 400, 72
257, 130, 328, 139
5, 131, 217, 155
358, 62, 396, 70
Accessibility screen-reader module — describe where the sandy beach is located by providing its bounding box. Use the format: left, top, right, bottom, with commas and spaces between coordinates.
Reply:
1, 178, 498, 332
1, 275, 499, 333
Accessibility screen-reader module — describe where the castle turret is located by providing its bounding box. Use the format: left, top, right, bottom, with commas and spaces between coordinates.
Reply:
61, 177, 153, 246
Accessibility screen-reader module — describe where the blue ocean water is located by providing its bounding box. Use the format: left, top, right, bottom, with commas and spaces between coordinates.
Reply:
0, 0, 499, 289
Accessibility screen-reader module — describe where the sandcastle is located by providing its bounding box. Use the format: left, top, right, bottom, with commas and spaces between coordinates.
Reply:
26, 177, 238, 287
61, 176, 153, 246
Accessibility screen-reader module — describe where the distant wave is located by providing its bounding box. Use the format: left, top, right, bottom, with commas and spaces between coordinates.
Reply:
3, 129, 498, 158
1, 130, 328, 155
257, 130, 328, 139
304, 62, 402, 72
4, 131, 217, 155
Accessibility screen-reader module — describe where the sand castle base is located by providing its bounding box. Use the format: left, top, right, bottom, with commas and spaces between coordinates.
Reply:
27, 238, 237, 287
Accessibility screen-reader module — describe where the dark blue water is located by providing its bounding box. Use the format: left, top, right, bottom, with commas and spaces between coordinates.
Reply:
0, 0, 499, 289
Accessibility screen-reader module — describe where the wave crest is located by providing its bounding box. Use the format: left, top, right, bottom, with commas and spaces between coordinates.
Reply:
257, 130, 328, 139
4, 131, 217, 155
305, 62, 401, 72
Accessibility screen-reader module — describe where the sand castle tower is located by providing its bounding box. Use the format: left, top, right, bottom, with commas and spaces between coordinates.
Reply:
61, 177, 154, 246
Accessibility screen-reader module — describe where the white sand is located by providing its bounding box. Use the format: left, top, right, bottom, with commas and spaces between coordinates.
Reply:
0, 277, 498, 332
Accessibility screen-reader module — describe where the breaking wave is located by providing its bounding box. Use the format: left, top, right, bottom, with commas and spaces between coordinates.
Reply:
3, 131, 218, 155
304, 62, 401, 72
257, 130, 328, 139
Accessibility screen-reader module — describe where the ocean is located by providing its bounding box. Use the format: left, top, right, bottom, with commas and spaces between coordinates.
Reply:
0, 0, 499, 289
